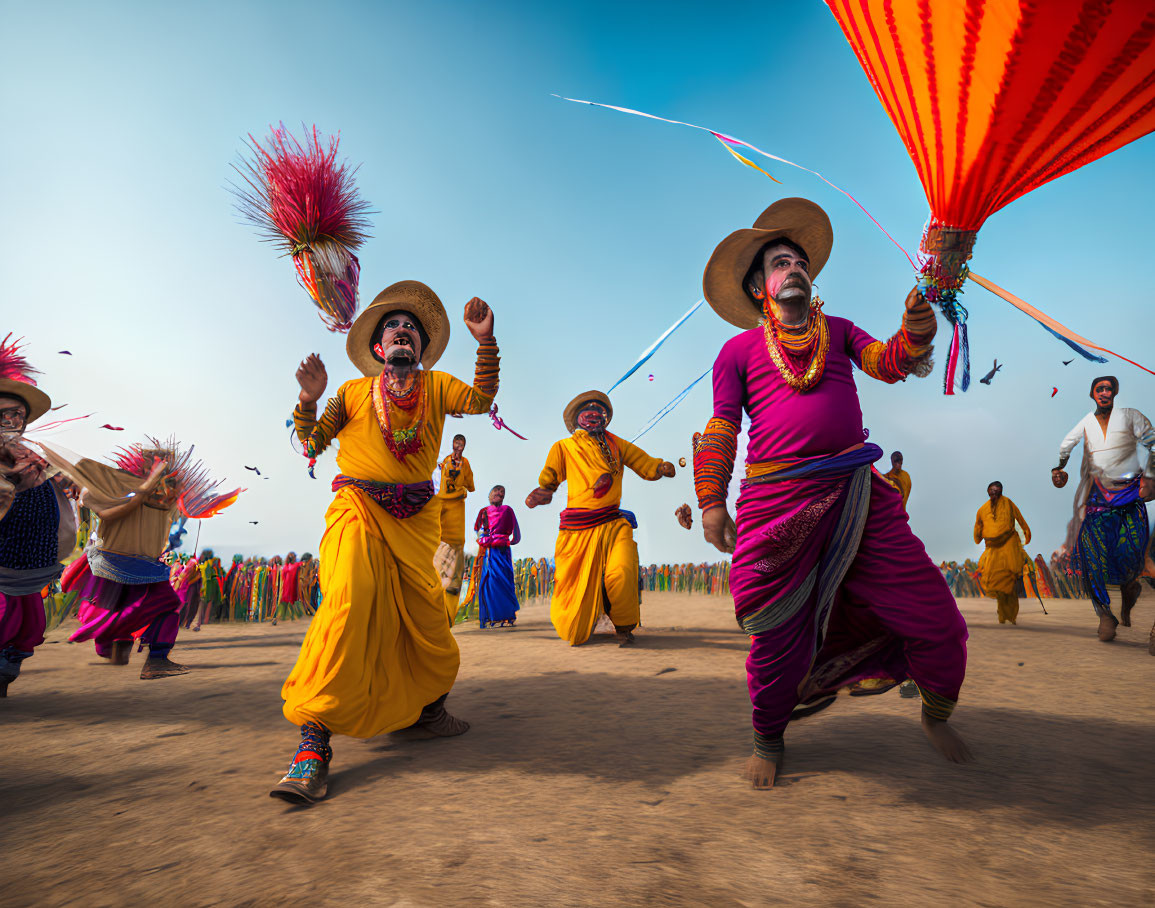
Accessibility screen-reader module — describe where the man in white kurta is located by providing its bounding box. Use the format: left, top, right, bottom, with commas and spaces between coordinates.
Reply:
1052, 376, 1155, 650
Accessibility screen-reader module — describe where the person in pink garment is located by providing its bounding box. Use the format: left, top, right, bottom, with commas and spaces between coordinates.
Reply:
459, 486, 522, 628
692, 197, 970, 790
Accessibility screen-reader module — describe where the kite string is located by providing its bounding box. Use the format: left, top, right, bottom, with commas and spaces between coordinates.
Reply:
555, 95, 918, 270
608, 299, 704, 393
630, 367, 713, 443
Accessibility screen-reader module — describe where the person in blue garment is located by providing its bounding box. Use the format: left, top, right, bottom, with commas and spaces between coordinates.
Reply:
462, 485, 522, 628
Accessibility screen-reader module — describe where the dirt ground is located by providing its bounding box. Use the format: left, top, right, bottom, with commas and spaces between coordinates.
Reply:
3, 590, 1153, 907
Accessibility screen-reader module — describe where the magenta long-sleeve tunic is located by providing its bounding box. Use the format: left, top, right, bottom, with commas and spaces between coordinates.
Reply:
711, 317, 880, 465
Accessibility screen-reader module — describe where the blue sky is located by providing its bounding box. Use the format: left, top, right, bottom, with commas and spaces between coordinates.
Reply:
4, 0, 1153, 565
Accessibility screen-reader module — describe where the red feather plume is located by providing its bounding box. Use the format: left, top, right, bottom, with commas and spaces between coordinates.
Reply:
231, 124, 373, 333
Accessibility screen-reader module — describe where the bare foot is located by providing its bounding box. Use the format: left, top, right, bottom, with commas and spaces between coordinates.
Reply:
1120, 581, 1141, 627
1097, 613, 1118, 642
140, 657, 190, 679
744, 752, 783, 789
921, 714, 973, 764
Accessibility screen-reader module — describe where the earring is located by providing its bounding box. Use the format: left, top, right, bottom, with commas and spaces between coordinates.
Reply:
751, 286, 765, 300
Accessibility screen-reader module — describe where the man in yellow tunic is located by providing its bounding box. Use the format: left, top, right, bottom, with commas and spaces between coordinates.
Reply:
271, 281, 499, 804
433, 433, 474, 616
883, 451, 912, 511
526, 391, 675, 646
974, 481, 1032, 625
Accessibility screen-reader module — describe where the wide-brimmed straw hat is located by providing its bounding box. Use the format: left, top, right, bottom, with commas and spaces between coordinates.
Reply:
0, 378, 50, 424
0, 335, 51, 424
702, 197, 834, 329
346, 280, 451, 377
563, 390, 613, 434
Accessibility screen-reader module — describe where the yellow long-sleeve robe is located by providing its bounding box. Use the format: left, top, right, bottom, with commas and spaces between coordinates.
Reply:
435, 455, 474, 546
282, 369, 494, 738
975, 496, 1032, 623
539, 430, 663, 645
884, 468, 911, 510
433, 454, 475, 612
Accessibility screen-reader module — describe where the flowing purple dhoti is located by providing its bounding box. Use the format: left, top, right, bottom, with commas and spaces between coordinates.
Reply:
733, 459, 968, 756
64, 554, 181, 658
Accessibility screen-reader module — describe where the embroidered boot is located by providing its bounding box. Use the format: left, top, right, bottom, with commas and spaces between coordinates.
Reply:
270, 722, 332, 804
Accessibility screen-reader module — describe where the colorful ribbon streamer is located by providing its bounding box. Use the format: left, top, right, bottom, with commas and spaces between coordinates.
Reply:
630, 367, 713, 443
556, 94, 917, 270
608, 298, 704, 393
489, 405, 527, 440
966, 272, 1151, 372
559, 95, 1155, 383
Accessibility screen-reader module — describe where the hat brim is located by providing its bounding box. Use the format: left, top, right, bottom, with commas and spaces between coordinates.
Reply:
346, 281, 451, 378
0, 379, 51, 424
702, 198, 833, 330
564, 390, 613, 434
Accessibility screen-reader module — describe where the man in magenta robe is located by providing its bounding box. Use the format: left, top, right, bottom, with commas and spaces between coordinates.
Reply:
692, 197, 970, 789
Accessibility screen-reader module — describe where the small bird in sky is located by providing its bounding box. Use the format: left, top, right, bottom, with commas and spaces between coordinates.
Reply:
244, 465, 262, 475
249, 520, 259, 524
100, 424, 124, 431
58, 350, 72, 355
978, 359, 1002, 385
1062, 358, 1074, 366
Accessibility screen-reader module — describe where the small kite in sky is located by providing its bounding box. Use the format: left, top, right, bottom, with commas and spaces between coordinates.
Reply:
978, 360, 1002, 385
245, 465, 262, 475
58, 351, 72, 355
648, 374, 654, 381
100, 424, 124, 431
1062, 359, 1074, 366
249, 520, 259, 524
1051, 387, 1059, 398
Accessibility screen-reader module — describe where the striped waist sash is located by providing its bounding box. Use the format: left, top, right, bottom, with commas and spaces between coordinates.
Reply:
559, 507, 624, 531
332, 476, 435, 519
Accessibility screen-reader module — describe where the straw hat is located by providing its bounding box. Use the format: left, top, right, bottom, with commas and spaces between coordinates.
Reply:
563, 390, 613, 434
0, 336, 51, 424
346, 280, 451, 377
702, 197, 834, 329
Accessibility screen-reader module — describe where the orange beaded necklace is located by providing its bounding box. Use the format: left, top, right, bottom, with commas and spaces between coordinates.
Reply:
761, 297, 829, 392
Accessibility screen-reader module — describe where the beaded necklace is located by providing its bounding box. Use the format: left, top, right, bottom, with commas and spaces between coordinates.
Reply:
372, 370, 427, 461
761, 298, 829, 392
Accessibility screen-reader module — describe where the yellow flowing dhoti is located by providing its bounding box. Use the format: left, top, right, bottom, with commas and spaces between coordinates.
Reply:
551, 517, 640, 645
282, 488, 458, 737
536, 427, 664, 646
282, 355, 497, 738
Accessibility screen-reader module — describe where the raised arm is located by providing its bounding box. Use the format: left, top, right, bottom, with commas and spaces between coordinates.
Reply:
443, 298, 500, 416
848, 288, 936, 383
294, 355, 348, 460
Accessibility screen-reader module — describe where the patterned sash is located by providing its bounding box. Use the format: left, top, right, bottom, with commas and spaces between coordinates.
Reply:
332, 475, 435, 519
558, 507, 624, 531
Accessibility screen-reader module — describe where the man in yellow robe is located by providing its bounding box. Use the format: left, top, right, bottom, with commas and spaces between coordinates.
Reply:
883, 450, 911, 511
434, 433, 474, 616
526, 391, 675, 646
974, 481, 1032, 625
271, 281, 500, 804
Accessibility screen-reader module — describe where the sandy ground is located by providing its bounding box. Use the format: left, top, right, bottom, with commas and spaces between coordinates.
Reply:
3, 590, 1153, 908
